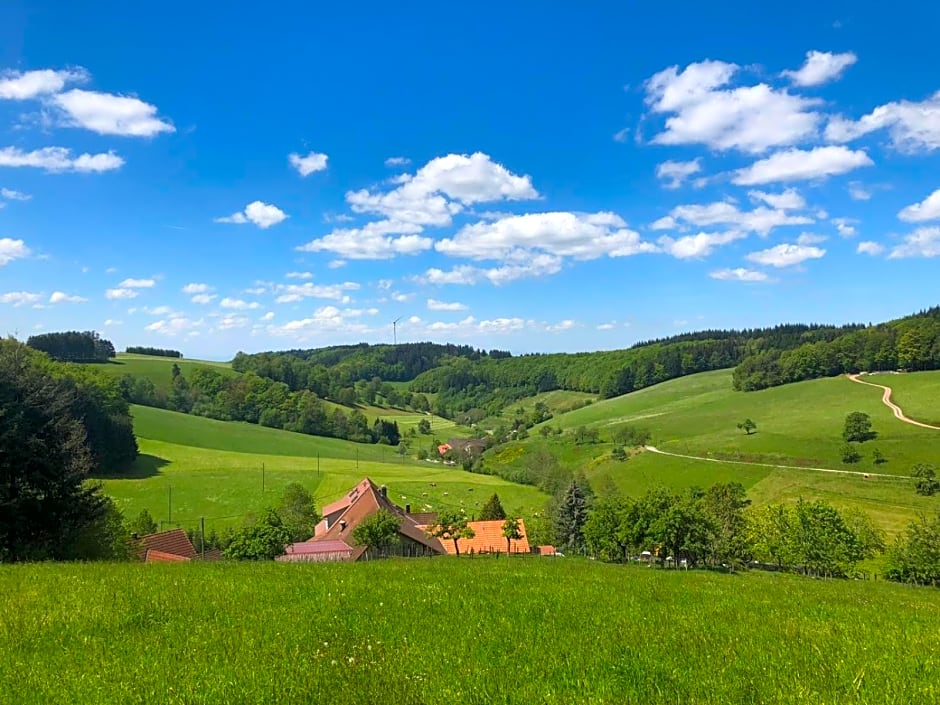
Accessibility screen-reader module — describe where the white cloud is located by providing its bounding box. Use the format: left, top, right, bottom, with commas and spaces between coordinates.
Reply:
0, 67, 87, 99
832, 217, 858, 237
297, 219, 432, 259
273, 281, 360, 304
182, 282, 211, 294
747, 188, 806, 210
848, 182, 871, 201
427, 298, 467, 311
1, 188, 31, 201
436, 211, 658, 260
781, 50, 857, 87
288, 151, 329, 176
105, 288, 138, 300
103, 318, 122, 327
285, 271, 313, 280
142, 306, 177, 316
346, 152, 538, 227
422, 254, 563, 286
652, 201, 812, 235
888, 227, 940, 259
385, 156, 411, 167
190, 294, 217, 305
597, 322, 616, 330
52, 89, 174, 137
0, 146, 124, 172
392, 292, 412, 303
220, 297, 261, 310
377, 279, 394, 290
118, 277, 155, 288
268, 305, 371, 337
746, 243, 826, 268
658, 230, 747, 259
0, 291, 42, 306
0, 237, 30, 266
655, 159, 702, 189
215, 314, 249, 331
216, 201, 288, 229
796, 232, 828, 245
644, 60, 822, 153
328, 259, 346, 269
733, 146, 873, 185
546, 319, 577, 333
826, 91, 940, 152
146, 317, 203, 336
260, 311, 275, 321
49, 291, 87, 304
857, 241, 885, 256
709, 268, 770, 282
898, 189, 940, 223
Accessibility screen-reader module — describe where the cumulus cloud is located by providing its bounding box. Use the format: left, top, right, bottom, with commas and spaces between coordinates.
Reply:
328, 259, 346, 269
1, 188, 31, 201
857, 241, 885, 256
297, 220, 432, 259
422, 254, 564, 286
267, 305, 371, 338
49, 291, 87, 304
0, 291, 42, 306
182, 283, 211, 294
118, 277, 155, 288
826, 91, 940, 152
709, 268, 770, 282
52, 89, 174, 137
832, 217, 858, 237
781, 51, 857, 87
848, 182, 872, 201
0, 67, 87, 99
657, 230, 747, 259
215, 201, 288, 229
285, 271, 313, 280
898, 189, 940, 223
427, 298, 468, 311
105, 288, 139, 300
732, 146, 873, 185
273, 281, 360, 304
0, 237, 30, 266
644, 60, 822, 153
437, 211, 658, 261
190, 294, 217, 305
651, 201, 812, 236
146, 316, 203, 336
288, 151, 329, 176
888, 227, 940, 259
747, 188, 806, 210
746, 243, 826, 267
0, 146, 124, 172
220, 297, 261, 310
103, 319, 122, 327
546, 319, 577, 332
385, 156, 411, 167
655, 159, 702, 188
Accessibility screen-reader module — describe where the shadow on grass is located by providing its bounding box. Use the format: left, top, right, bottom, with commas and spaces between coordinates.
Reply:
95, 454, 170, 479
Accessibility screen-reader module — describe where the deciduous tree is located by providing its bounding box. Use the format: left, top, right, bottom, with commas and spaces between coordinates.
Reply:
427, 510, 475, 556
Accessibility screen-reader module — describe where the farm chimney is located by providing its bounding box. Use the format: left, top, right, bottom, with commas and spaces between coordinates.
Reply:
339, 520, 347, 531
405, 504, 411, 514
380, 485, 387, 498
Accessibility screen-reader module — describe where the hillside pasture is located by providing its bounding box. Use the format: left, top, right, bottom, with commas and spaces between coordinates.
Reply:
2, 560, 938, 704
874, 370, 940, 427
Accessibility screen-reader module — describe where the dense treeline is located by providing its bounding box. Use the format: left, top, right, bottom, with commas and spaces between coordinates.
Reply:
578, 484, 884, 578
125, 346, 182, 358
1, 338, 138, 561
733, 307, 940, 391
233, 342, 509, 387
121, 364, 403, 445
27, 331, 116, 362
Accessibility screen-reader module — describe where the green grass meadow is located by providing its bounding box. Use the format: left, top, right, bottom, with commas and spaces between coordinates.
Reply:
877, 370, 940, 426
102, 406, 546, 533
2, 559, 938, 704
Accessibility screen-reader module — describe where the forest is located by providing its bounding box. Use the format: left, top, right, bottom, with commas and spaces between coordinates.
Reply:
27, 331, 116, 363
125, 346, 182, 358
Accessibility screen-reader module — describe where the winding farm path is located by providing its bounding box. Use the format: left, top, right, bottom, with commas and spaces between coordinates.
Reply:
643, 445, 903, 480
846, 374, 940, 431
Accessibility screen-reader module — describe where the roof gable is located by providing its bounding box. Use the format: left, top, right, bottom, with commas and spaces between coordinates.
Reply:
137, 529, 197, 560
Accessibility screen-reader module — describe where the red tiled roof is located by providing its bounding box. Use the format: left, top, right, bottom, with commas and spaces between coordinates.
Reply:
137, 529, 197, 561
418, 519, 530, 555
537, 545, 556, 555
284, 540, 353, 555
145, 549, 191, 563
321, 478, 373, 518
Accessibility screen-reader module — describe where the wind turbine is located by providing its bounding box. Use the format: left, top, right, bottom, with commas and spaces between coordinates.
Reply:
392, 316, 403, 345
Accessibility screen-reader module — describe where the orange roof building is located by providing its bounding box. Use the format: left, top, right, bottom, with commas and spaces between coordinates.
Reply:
416, 519, 530, 556
136, 528, 197, 562
279, 478, 446, 562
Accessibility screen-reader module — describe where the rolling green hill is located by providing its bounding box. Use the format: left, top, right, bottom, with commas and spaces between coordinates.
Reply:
488, 369, 940, 533
880, 370, 940, 427
101, 406, 546, 532
95, 353, 236, 385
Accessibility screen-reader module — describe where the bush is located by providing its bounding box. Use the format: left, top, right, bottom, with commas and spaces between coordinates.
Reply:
841, 443, 862, 464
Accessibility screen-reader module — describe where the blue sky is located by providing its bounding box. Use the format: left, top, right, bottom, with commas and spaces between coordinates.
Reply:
2, 1, 939, 360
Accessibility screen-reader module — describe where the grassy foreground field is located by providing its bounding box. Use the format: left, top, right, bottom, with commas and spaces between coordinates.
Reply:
102, 406, 546, 532
2, 560, 938, 704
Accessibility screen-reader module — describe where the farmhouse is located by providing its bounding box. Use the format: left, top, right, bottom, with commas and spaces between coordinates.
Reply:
278, 478, 446, 562
446, 437, 487, 457
135, 528, 197, 562
415, 518, 530, 556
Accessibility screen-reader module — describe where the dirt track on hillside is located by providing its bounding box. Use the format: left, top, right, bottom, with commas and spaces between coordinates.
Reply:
847, 374, 940, 431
